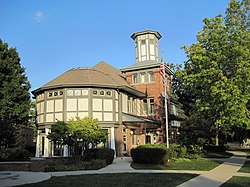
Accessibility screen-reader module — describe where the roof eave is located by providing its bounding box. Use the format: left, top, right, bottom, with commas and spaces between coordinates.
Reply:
121, 62, 174, 75
32, 84, 146, 98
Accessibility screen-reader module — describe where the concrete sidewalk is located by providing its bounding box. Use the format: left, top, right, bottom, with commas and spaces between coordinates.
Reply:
0, 171, 51, 187
177, 151, 247, 187
0, 151, 249, 187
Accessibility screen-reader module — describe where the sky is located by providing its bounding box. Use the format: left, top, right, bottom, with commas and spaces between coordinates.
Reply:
0, 0, 231, 92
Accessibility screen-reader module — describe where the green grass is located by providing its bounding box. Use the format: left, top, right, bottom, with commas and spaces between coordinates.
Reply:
238, 149, 250, 173
220, 176, 250, 187
239, 160, 250, 173
132, 158, 223, 171
18, 173, 198, 187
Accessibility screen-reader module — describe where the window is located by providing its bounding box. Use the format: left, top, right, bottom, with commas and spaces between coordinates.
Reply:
74, 90, 81, 96
132, 74, 138, 83
54, 92, 58, 96
143, 99, 147, 115
106, 91, 112, 96
149, 98, 154, 114
67, 90, 73, 96
148, 71, 154, 82
140, 72, 146, 83
93, 90, 98, 95
48, 92, 52, 97
100, 91, 105, 96
82, 90, 88, 95
141, 39, 146, 45
171, 104, 178, 116
128, 97, 131, 113
171, 120, 181, 127
150, 39, 154, 44
59, 91, 63, 96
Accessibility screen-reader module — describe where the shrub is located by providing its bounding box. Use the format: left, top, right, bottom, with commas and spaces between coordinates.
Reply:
81, 159, 107, 170
203, 145, 227, 152
25, 146, 36, 157
83, 148, 114, 165
45, 164, 79, 172
0, 148, 30, 161
131, 144, 170, 165
169, 144, 187, 159
188, 145, 203, 154
45, 159, 107, 172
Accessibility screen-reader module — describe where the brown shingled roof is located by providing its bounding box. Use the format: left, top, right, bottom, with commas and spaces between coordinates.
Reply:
32, 61, 145, 97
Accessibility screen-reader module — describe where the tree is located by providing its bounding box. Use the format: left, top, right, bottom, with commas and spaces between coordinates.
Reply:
47, 121, 69, 156
0, 39, 31, 149
176, 0, 250, 145
67, 117, 108, 161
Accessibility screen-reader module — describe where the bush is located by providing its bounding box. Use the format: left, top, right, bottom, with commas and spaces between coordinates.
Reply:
25, 146, 36, 157
169, 144, 187, 159
188, 145, 203, 154
81, 159, 107, 170
45, 159, 107, 172
45, 163, 80, 172
0, 148, 30, 161
83, 148, 114, 165
131, 144, 170, 165
203, 145, 227, 152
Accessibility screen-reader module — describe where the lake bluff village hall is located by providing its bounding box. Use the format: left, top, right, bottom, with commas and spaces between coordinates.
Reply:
32, 30, 180, 157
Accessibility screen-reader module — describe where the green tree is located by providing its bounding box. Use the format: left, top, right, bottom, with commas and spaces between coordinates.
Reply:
176, 0, 250, 145
66, 117, 108, 162
47, 121, 69, 156
0, 39, 31, 149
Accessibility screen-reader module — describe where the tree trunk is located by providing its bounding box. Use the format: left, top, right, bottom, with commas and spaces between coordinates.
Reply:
215, 125, 219, 146
60, 144, 63, 157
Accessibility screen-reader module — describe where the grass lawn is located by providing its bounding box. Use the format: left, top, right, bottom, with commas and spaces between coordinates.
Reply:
131, 158, 223, 171
18, 173, 197, 187
239, 149, 250, 173
220, 176, 250, 187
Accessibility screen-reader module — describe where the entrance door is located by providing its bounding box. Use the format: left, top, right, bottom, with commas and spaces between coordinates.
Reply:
146, 135, 151, 144
122, 128, 127, 156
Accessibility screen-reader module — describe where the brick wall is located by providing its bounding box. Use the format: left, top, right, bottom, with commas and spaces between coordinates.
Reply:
125, 70, 170, 121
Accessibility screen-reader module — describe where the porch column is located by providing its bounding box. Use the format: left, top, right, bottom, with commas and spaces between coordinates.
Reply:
35, 130, 40, 157
63, 145, 69, 157
44, 128, 49, 157
110, 127, 116, 157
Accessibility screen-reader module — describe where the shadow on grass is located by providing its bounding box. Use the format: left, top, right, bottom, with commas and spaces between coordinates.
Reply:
220, 176, 250, 187
18, 173, 198, 187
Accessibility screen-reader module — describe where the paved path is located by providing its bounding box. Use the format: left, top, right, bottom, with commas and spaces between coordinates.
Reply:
0, 151, 249, 187
0, 171, 51, 187
177, 151, 248, 187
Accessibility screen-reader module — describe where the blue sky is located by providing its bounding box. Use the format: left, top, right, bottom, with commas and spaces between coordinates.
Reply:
0, 0, 230, 92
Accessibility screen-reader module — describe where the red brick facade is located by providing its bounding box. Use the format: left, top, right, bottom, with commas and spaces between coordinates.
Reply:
118, 65, 172, 156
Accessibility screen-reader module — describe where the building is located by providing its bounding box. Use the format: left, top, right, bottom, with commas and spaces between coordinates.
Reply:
32, 30, 173, 157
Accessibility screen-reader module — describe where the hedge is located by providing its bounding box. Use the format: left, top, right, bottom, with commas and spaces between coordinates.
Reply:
169, 144, 188, 159
83, 148, 115, 165
203, 145, 228, 152
0, 148, 30, 161
131, 144, 170, 165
